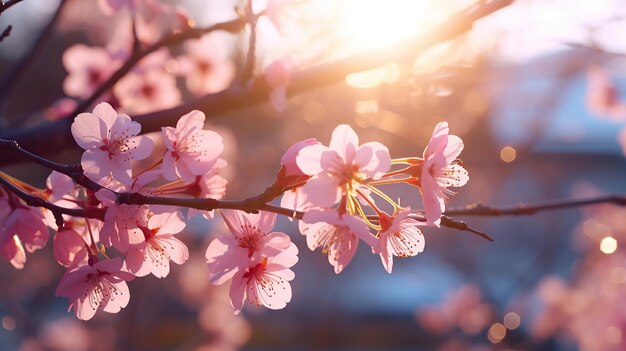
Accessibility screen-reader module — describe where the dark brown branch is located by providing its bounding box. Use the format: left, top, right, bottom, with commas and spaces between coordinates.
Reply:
0, 25, 10, 42
445, 195, 626, 216
440, 216, 494, 241
0, 0, 514, 166
0, 174, 105, 220
0, 138, 102, 192
0, 0, 25, 15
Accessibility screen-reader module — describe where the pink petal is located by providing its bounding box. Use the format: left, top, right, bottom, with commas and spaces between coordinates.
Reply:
81, 149, 110, 183
443, 135, 464, 163
329, 124, 359, 162
101, 280, 130, 313
71, 113, 107, 150
420, 172, 445, 227
54, 229, 88, 268
92, 102, 119, 131
125, 246, 149, 277
229, 270, 248, 315
355, 142, 391, 179
150, 211, 186, 235
301, 174, 341, 208
296, 144, 329, 175
176, 110, 205, 131
205, 237, 242, 285
129, 135, 154, 161
162, 236, 189, 265
424, 122, 449, 158
247, 270, 292, 310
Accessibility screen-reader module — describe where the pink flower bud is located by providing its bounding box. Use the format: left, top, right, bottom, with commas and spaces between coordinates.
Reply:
281, 138, 318, 178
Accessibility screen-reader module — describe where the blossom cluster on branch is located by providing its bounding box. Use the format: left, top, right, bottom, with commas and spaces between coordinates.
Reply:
0, 100, 468, 319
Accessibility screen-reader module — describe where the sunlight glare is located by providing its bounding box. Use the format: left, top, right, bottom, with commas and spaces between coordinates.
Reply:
340, 0, 430, 52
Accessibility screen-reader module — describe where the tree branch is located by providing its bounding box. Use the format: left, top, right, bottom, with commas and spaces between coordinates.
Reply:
0, 0, 25, 15
445, 195, 626, 216
0, 174, 105, 220
0, 138, 102, 191
0, 0, 514, 166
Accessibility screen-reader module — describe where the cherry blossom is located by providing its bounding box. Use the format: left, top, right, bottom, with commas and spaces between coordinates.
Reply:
114, 69, 181, 114
420, 122, 469, 226
296, 124, 391, 208
264, 57, 296, 112
0, 236, 26, 270
161, 110, 225, 182
274, 138, 316, 188
300, 209, 376, 273
97, 186, 152, 253
178, 34, 235, 96
71, 102, 154, 185
187, 170, 229, 220
55, 257, 134, 321
1, 207, 49, 253
126, 212, 189, 278
377, 209, 425, 273
62, 44, 119, 99
54, 229, 89, 268
228, 250, 297, 314
205, 210, 297, 287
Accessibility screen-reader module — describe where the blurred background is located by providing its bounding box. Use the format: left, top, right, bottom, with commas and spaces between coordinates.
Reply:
2, 0, 626, 350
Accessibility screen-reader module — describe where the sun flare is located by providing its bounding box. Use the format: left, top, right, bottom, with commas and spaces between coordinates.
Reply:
339, 0, 431, 52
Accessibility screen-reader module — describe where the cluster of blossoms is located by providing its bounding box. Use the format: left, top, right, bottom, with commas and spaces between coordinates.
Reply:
2, 95, 468, 319
50, 0, 294, 120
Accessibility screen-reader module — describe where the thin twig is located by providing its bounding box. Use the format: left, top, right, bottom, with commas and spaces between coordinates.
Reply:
0, 0, 25, 15
0, 138, 102, 191
0, 25, 10, 42
0, 175, 105, 220
240, 0, 258, 83
0, 0, 514, 166
445, 195, 626, 216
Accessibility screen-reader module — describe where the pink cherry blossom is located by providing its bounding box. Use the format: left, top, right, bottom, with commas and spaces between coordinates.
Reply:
281, 138, 318, 178
296, 124, 391, 208
126, 212, 189, 278
279, 187, 311, 218
161, 110, 225, 181
187, 170, 229, 220
62, 44, 120, 99
420, 122, 468, 226
264, 57, 296, 112
1, 207, 49, 253
205, 210, 296, 286
178, 34, 235, 96
377, 209, 425, 273
300, 209, 376, 274
228, 250, 297, 314
71, 102, 154, 185
54, 229, 89, 268
0, 235, 26, 269
55, 257, 134, 321
114, 69, 181, 115
97, 188, 151, 253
